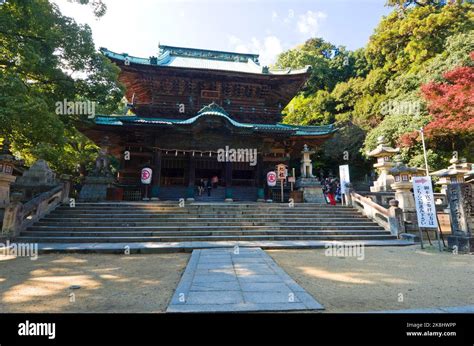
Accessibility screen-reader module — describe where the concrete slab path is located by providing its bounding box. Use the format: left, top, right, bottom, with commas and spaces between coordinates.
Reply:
167, 247, 324, 312
32, 239, 414, 254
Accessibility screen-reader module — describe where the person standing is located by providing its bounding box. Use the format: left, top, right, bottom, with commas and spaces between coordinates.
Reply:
327, 179, 337, 206
197, 179, 205, 196
206, 178, 212, 196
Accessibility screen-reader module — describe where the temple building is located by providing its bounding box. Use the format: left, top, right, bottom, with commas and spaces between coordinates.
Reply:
79, 44, 336, 201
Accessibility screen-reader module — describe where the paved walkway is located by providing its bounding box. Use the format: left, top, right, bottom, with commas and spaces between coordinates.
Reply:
366, 305, 474, 313
167, 247, 324, 312
32, 239, 414, 254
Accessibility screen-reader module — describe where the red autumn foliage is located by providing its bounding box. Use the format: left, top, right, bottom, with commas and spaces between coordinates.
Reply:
398, 131, 419, 148
421, 55, 474, 139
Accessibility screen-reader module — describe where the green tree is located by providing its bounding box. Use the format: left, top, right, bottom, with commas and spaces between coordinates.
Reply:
0, 0, 123, 175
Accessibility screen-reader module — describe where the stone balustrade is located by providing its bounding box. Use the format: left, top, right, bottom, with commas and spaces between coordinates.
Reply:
347, 189, 405, 237
1, 179, 70, 239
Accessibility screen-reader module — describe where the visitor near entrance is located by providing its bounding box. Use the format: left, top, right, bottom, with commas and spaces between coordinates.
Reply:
206, 178, 212, 196
211, 175, 219, 188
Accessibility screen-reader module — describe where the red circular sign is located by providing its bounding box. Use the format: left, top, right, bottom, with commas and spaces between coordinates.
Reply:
142, 170, 150, 180
267, 171, 277, 186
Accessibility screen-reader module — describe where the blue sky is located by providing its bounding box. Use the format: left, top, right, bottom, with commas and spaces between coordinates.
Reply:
54, 0, 392, 65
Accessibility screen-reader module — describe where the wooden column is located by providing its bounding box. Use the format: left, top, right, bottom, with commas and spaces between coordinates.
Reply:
225, 161, 233, 202
151, 149, 161, 200
186, 154, 195, 201
256, 153, 265, 202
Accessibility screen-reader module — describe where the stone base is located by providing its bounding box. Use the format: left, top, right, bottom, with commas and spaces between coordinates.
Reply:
447, 235, 474, 253
295, 178, 325, 203
0, 173, 16, 209
78, 176, 115, 202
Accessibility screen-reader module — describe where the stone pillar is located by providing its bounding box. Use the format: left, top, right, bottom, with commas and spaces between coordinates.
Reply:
225, 161, 233, 202
0, 139, 18, 208
186, 155, 195, 201
1, 192, 23, 238
60, 174, 71, 204
446, 183, 473, 253
388, 199, 405, 237
391, 181, 417, 228
0, 174, 16, 209
151, 150, 161, 200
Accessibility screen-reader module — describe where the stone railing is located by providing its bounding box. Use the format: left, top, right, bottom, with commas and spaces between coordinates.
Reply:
357, 191, 395, 207
347, 190, 405, 237
1, 180, 70, 239
359, 191, 448, 210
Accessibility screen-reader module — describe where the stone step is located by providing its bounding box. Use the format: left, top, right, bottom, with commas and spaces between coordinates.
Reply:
39, 216, 369, 223
35, 220, 377, 227
16, 234, 397, 243
28, 225, 385, 232
47, 208, 360, 215
20, 230, 390, 237
56, 205, 352, 210
23, 202, 390, 246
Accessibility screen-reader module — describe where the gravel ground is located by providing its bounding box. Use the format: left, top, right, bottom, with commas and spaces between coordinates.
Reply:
0, 253, 189, 313
267, 245, 474, 313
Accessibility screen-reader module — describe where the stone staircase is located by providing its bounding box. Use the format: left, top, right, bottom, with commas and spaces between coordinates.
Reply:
16, 202, 399, 244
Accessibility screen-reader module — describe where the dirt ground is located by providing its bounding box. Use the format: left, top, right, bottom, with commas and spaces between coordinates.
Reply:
0, 253, 189, 313
267, 245, 474, 312
1, 246, 473, 313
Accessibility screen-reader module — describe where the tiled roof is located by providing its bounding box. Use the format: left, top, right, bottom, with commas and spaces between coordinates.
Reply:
94, 103, 335, 137
99, 46, 311, 75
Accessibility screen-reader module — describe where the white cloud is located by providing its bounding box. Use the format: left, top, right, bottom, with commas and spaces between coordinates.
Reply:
227, 35, 283, 66
297, 10, 327, 36
271, 10, 278, 22
283, 9, 294, 24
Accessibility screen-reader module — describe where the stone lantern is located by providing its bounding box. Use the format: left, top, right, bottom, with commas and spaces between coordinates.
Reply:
0, 139, 17, 208
367, 136, 399, 192
295, 144, 325, 203
389, 155, 424, 216
300, 144, 315, 178
430, 155, 472, 194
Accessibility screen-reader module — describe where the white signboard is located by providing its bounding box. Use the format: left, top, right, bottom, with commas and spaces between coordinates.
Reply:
141, 167, 153, 185
277, 164, 287, 180
267, 171, 277, 187
413, 176, 438, 228
339, 165, 350, 194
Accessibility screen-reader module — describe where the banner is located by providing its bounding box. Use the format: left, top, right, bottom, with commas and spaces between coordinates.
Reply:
413, 176, 438, 228
339, 165, 350, 194
276, 164, 287, 180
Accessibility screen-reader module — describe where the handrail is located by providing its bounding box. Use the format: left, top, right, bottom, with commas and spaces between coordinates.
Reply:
348, 189, 404, 237
2, 181, 70, 238
352, 192, 389, 216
